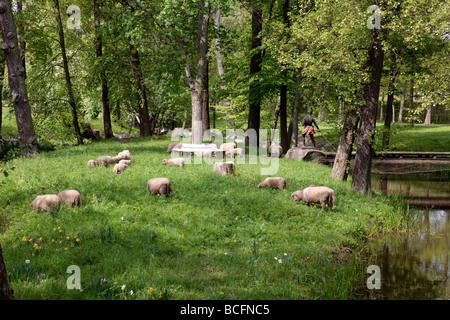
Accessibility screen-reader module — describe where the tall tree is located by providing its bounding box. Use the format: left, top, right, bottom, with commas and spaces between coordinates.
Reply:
185, 1, 210, 144
53, 0, 83, 145
278, 0, 290, 154
0, 0, 38, 155
248, 1, 263, 145
351, 9, 385, 195
382, 53, 397, 150
94, 0, 114, 139
0, 50, 4, 133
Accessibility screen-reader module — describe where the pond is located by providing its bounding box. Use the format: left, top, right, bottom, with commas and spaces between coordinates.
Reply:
361, 170, 450, 300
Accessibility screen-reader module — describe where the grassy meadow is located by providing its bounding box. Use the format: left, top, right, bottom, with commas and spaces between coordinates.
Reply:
0, 134, 407, 300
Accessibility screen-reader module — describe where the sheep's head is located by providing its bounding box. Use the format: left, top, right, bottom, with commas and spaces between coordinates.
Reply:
162, 159, 168, 165
291, 191, 303, 202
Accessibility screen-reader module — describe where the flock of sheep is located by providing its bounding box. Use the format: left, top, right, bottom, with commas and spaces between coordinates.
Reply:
29, 143, 336, 213
164, 141, 335, 212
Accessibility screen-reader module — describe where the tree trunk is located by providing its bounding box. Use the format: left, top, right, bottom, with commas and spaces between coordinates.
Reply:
213, 8, 232, 127
202, 58, 210, 137
16, 0, 26, 80
279, 0, 290, 154
424, 101, 432, 125
330, 100, 359, 181
94, 0, 113, 139
116, 100, 120, 121
248, 3, 263, 146
379, 91, 384, 122
398, 82, 405, 123
129, 41, 151, 137
351, 26, 385, 195
288, 68, 302, 147
186, 1, 210, 144
382, 60, 397, 150
0, 0, 38, 155
0, 243, 14, 300
0, 51, 4, 133
54, 0, 83, 145
408, 79, 414, 126
338, 100, 344, 124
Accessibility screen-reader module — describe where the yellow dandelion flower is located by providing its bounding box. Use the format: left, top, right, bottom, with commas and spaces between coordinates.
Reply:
76, 238, 80, 242
66, 236, 70, 240
22, 236, 27, 242
147, 287, 154, 294
64, 248, 68, 251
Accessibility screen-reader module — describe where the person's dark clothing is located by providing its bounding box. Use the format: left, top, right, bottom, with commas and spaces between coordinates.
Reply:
301, 115, 320, 147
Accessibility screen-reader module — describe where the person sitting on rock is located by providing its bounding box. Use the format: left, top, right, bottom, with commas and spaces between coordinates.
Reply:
301, 113, 321, 148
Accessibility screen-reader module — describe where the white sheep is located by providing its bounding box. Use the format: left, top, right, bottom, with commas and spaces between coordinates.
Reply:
162, 158, 185, 167
113, 163, 127, 174
225, 148, 244, 158
57, 190, 82, 207
147, 178, 174, 197
213, 161, 235, 176
117, 150, 131, 160
220, 142, 236, 152
87, 160, 98, 166
30, 194, 60, 212
96, 156, 115, 166
119, 159, 132, 166
258, 177, 286, 189
194, 150, 213, 158
291, 185, 335, 212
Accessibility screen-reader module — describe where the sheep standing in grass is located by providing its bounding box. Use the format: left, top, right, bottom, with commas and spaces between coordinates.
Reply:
96, 156, 114, 166
194, 150, 213, 158
57, 190, 82, 207
258, 177, 286, 189
119, 159, 131, 166
213, 161, 235, 176
291, 186, 335, 212
167, 142, 182, 153
225, 148, 244, 158
147, 178, 174, 197
113, 163, 128, 174
162, 158, 185, 167
30, 195, 60, 211
220, 142, 236, 152
117, 150, 131, 160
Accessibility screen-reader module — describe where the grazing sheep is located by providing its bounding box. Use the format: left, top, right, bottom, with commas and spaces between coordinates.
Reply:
96, 156, 115, 166
87, 160, 98, 166
119, 159, 132, 166
194, 150, 213, 158
258, 177, 286, 189
147, 178, 174, 198
220, 142, 237, 152
111, 156, 121, 163
57, 190, 82, 207
213, 161, 235, 176
162, 158, 185, 167
117, 150, 131, 160
113, 163, 127, 174
291, 186, 335, 212
30, 194, 60, 212
225, 148, 244, 158
167, 142, 182, 153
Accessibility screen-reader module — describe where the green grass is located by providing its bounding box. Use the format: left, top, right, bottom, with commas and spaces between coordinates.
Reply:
0, 136, 406, 300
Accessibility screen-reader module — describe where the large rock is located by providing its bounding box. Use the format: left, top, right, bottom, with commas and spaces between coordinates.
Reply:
286, 147, 328, 164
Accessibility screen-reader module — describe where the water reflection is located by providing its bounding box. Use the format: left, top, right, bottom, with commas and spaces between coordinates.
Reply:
362, 172, 450, 300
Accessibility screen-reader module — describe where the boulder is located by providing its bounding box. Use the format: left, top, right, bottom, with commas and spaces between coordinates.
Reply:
286, 147, 328, 164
